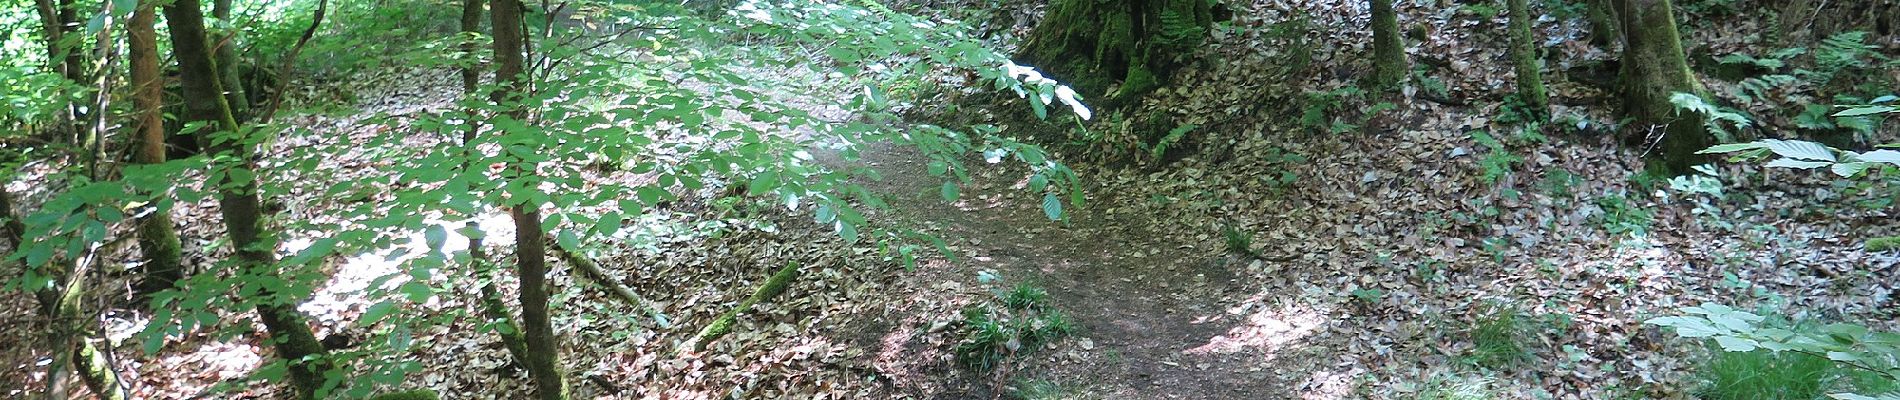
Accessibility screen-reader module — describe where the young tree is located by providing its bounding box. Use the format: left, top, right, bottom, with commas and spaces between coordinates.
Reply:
1507, 0, 1549, 115
1615, 0, 1708, 175
490, 1, 570, 398
212, 0, 251, 122
1370, 0, 1407, 88
161, 0, 336, 397
1014, 0, 1214, 101
129, 0, 186, 294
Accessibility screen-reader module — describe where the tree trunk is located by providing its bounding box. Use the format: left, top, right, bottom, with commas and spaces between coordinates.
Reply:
1506, 0, 1548, 115
1015, 0, 1214, 102
162, 1, 336, 398
212, 0, 252, 122
1615, 0, 1708, 175
129, 1, 186, 295
1586, 0, 1621, 47
461, 0, 533, 370
491, 1, 569, 398
2, 188, 124, 400
1370, 0, 1406, 88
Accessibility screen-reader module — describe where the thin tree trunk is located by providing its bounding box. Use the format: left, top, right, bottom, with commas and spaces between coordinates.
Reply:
460, 0, 533, 369
212, 0, 251, 122
2, 187, 124, 400
1370, 0, 1406, 88
492, 1, 569, 398
130, 0, 186, 294
162, 0, 335, 398
1506, 0, 1548, 115
1615, 0, 1708, 175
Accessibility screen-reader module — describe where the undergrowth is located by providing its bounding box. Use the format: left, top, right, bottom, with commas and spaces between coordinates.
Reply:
957, 276, 1074, 371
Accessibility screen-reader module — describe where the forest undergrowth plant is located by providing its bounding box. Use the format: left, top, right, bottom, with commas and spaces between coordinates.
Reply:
957, 274, 1073, 371
1593, 192, 1654, 238
1467, 303, 1535, 369
1418, 373, 1498, 400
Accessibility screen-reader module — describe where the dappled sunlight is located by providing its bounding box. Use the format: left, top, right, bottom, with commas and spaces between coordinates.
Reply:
1185, 301, 1328, 356
287, 213, 514, 323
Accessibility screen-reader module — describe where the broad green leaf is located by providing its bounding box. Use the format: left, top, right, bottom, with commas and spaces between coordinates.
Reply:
1762, 139, 1837, 161
1764, 159, 1832, 169
1041, 193, 1062, 221
1713, 336, 1759, 352
940, 181, 959, 202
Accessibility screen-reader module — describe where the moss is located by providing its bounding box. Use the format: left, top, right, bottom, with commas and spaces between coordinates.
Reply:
368, 390, 441, 400
1370, 0, 1407, 88
135, 213, 186, 293
1620, 0, 1710, 176
690, 262, 801, 351
1506, 0, 1548, 115
1868, 237, 1900, 252
76, 342, 125, 400
1117, 65, 1160, 100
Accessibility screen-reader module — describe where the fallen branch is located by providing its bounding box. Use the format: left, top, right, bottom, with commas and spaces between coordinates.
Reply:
546, 238, 670, 327
686, 262, 800, 353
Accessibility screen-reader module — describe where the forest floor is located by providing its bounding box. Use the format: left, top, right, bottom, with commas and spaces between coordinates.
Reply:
4, 0, 1899, 399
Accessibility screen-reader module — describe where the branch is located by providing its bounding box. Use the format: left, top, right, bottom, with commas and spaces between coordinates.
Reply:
255, 0, 327, 124
546, 237, 670, 327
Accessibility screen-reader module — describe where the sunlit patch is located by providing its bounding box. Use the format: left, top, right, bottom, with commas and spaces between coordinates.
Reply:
1184, 303, 1325, 355
288, 213, 514, 322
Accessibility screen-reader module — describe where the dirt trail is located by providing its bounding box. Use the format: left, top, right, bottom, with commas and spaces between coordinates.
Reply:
850, 145, 1318, 399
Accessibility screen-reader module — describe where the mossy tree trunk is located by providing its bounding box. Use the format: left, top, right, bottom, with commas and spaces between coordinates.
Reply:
491, 1, 570, 399
1015, 0, 1214, 102
1370, 0, 1407, 88
212, 0, 251, 122
1586, 0, 1621, 47
1615, 0, 1709, 175
129, 1, 186, 295
163, 0, 336, 398
2, 188, 123, 400
1506, 0, 1548, 115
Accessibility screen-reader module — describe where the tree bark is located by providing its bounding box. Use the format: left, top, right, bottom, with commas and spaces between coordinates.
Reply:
1015, 0, 1214, 102
1370, 0, 1406, 88
492, 1, 569, 398
1506, 0, 1548, 115
129, 1, 186, 295
1615, 0, 1708, 175
212, 0, 252, 122
1586, 0, 1621, 47
162, 0, 335, 398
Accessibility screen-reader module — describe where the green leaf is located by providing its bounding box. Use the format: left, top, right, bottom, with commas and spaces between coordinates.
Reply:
1762, 139, 1837, 161
1041, 193, 1063, 221
359, 301, 398, 326
749, 172, 779, 195
940, 181, 959, 202
1713, 335, 1760, 352
1765, 158, 1832, 169
1833, 106, 1895, 117
1699, 142, 1769, 154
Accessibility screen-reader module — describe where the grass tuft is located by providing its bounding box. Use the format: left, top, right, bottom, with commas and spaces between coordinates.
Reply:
1222, 223, 1254, 256
1697, 349, 1833, 400
1468, 304, 1533, 369
1419, 374, 1497, 400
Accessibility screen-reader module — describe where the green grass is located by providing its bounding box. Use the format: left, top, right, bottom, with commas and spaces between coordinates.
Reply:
1004, 282, 1049, 310
1010, 379, 1068, 400
1468, 304, 1533, 369
1698, 349, 1834, 400
1221, 223, 1255, 256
